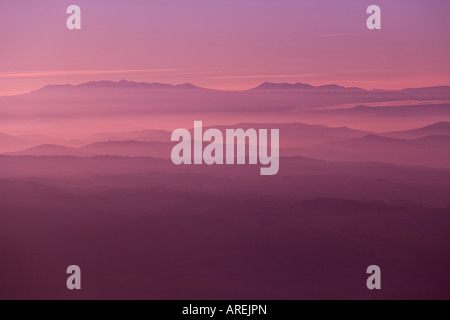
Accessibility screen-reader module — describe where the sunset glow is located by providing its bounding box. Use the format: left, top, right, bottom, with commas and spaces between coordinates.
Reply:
1, 0, 449, 95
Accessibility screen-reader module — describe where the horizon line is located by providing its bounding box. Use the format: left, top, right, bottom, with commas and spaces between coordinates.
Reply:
2, 79, 450, 97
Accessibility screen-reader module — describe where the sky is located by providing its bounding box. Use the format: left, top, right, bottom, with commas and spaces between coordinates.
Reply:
0, 0, 449, 95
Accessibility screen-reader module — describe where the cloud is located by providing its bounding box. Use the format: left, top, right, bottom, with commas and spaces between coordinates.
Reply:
161, 70, 221, 76
0, 69, 186, 79
209, 74, 327, 80
320, 33, 355, 37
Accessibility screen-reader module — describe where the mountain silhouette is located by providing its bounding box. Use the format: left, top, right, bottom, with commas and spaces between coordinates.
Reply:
0, 132, 25, 145
412, 135, 450, 147
36, 79, 205, 93
254, 82, 316, 90
80, 140, 172, 157
0, 133, 33, 153
21, 80, 450, 96
2, 81, 449, 136
89, 129, 172, 143
297, 133, 450, 168
384, 122, 450, 139
252, 82, 366, 92
7, 144, 87, 156
7, 140, 173, 158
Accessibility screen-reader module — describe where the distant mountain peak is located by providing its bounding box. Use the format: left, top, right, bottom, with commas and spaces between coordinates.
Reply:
318, 84, 344, 89
28, 80, 450, 95
174, 83, 204, 90
252, 82, 366, 92
421, 122, 450, 130
77, 80, 171, 89
6, 144, 82, 156
381, 121, 450, 140
35, 80, 204, 93
254, 82, 315, 90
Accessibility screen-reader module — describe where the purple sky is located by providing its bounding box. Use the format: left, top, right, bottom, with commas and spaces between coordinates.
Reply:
0, 0, 449, 95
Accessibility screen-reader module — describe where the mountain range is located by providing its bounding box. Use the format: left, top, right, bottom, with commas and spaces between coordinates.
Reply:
24, 80, 450, 94
35, 80, 206, 93
383, 122, 450, 139
2, 121, 449, 168
1, 81, 449, 134
1, 81, 449, 300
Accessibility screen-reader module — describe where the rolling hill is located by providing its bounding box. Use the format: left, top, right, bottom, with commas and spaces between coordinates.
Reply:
383, 122, 450, 139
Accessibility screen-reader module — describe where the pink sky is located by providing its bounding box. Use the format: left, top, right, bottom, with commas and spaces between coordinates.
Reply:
1, 0, 449, 95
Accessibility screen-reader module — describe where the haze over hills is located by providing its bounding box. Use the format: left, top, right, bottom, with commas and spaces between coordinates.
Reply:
88, 122, 369, 145
0, 133, 84, 153
1, 154, 449, 206
2, 80, 450, 108
0, 133, 28, 151
1, 165, 449, 299
304, 103, 450, 117
294, 103, 450, 132
7, 140, 173, 158
319, 133, 450, 150
3, 121, 449, 169
7, 144, 87, 157
89, 129, 172, 143
293, 132, 450, 168
1, 122, 371, 154
2, 0, 450, 300
412, 135, 450, 147
81, 140, 172, 158
0, 133, 83, 153
1, 83, 450, 300
1, 80, 450, 135
383, 122, 450, 139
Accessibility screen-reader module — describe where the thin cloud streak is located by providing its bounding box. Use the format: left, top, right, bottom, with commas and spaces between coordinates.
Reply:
320, 33, 355, 37
209, 74, 328, 80
0, 69, 186, 79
